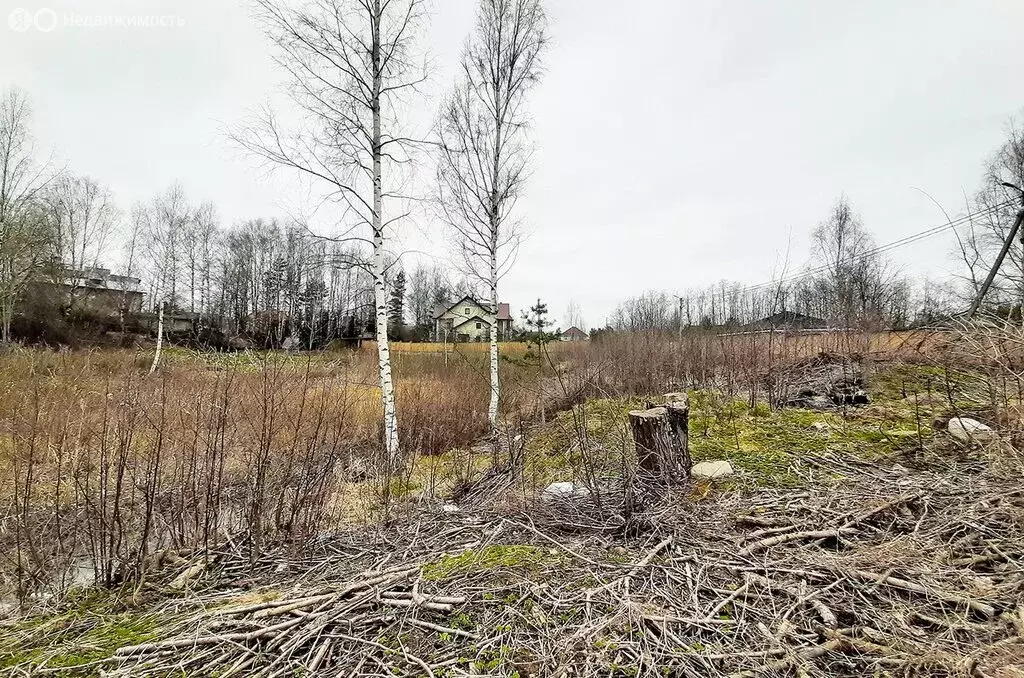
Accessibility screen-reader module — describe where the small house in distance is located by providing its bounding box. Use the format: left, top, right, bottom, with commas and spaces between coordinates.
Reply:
560, 326, 589, 341
751, 311, 829, 331
52, 266, 144, 316
433, 296, 513, 342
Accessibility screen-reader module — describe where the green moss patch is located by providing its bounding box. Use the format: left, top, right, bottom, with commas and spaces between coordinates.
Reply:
423, 545, 564, 581
689, 397, 830, 486
521, 364, 961, 489
527, 398, 645, 457
870, 363, 990, 418
0, 598, 165, 675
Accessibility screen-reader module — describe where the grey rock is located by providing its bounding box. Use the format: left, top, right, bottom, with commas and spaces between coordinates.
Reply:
947, 417, 994, 444
541, 481, 590, 501
691, 460, 734, 479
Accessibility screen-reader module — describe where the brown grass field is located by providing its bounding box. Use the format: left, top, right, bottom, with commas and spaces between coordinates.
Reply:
0, 327, 974, 604
4, 326, 1024, 676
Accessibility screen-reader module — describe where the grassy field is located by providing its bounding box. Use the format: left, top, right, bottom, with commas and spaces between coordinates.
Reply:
0, 327, 998, 612
3, 325, 1024, 675
369, 329, 952, 358
3, 332, 1021, 675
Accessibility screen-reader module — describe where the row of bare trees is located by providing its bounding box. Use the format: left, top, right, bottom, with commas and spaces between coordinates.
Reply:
3, 165, 469, 349
128, 188, 380, 346
610, 188, 993, 334
0, 140, 382, 348
610, 114, 1024, 335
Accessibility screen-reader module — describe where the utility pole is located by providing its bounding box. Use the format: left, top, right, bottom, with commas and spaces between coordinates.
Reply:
673, 294, 684, 345
969, 183, 1024, 318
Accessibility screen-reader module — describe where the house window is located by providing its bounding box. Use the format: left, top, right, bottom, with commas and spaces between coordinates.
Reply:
476, 322, 482, 329
464, 308, 471, 316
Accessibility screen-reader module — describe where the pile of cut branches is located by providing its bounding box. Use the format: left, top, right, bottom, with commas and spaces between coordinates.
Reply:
5, 449, 1024, 678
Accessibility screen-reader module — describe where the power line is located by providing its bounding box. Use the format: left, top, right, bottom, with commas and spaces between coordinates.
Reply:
728, 200, 1015, 297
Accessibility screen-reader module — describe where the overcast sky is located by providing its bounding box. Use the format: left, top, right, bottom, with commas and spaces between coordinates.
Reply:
3, 0, 1023, 328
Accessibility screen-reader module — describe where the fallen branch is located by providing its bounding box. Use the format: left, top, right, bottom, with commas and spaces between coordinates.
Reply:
739, 527, 859, 556
848, 569, 997, 619
586, 536, 673, 598
405, 618, 480, 640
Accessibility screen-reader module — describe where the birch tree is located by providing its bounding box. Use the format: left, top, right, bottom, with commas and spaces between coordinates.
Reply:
235, 0, 428, 464
120, 205, 145, 330
436, 0, 547, 442
140, 184, 191, 312
0, 88, 57, 342
45, 174, 119, 307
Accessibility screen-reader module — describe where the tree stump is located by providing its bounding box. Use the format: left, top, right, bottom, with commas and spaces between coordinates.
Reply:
628, 394, 691, 484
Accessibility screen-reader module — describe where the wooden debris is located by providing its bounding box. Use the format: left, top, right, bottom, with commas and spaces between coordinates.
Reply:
9, 450, 1022, 678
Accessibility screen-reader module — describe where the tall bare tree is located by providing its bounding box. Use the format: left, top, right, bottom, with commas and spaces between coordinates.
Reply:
119, 204, 145, 330
183, 201, 218, 317
0, 88, 58, 341
437, 0, 547, 442
564, 298, 585, 331
235, 0, 428, 464
139, 183, 192, 312
811, 196, 867, 323
45, 174, 119, 308
808, 195, 901, 327
952, 116, 1024, 312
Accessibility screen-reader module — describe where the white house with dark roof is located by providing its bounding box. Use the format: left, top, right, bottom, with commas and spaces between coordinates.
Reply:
432, 296, 513, 342
560, 326, 589, 341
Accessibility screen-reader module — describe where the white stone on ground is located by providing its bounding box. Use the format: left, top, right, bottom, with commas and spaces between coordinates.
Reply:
541, 481, 590, 501
691, 460, 734, 479
947, 417, 994, 444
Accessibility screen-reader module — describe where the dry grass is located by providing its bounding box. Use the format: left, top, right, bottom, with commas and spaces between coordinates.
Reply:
364, 341, 548, 355
0, 345, 552, 604
0, 327, 999, 612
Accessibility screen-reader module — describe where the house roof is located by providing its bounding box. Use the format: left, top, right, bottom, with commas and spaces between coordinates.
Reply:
452, 315, 492, 330
432, 295, 474, 319
561, 326, 589, 339
57, 265, 142, 290
753, 311, 829, 330
432, 295, 512, 321
430, 302, 449, 320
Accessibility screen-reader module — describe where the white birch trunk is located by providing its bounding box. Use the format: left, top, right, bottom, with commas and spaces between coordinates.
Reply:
488, 249, 500, 438
1, 296, 12, 343
371, 0, 400, 464
149, 301, 164, 376
487, 72, 504, 450
373, 248, 398, 461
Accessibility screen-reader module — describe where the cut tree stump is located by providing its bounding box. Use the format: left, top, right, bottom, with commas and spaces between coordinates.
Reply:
629, 394, 691, 484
